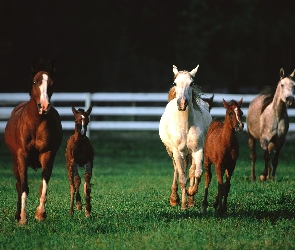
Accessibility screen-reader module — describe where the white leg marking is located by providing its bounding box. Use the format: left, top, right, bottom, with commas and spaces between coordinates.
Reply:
21, 192, 27, 211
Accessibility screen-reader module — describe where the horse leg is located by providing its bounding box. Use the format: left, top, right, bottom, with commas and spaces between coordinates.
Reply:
173, 151, 187, 209
202, 157, 212, 213
170, 156, 180, 206
213, 165, 224, 213
260, 149, 271, 181
222, 167, 234, 213
73, 164, 82, 210
67, 160, 75, 215
187, 150, 203, 207
271, 142, 282, 180
35, 152, 55, 221
248, 134, 257, 181
13, 156, 29, 224
84, 161, 92, 217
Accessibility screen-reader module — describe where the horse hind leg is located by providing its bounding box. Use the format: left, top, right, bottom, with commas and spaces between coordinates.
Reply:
84, 162, 92, 217
248, 134, 257, 181
222, 168, 234, 213
271, 143, 282, 180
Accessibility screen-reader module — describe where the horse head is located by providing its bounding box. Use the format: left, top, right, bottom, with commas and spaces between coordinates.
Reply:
279, 68, 295, 107
30, 59, 56, 115
173, 65, 199, 111
223, 98, 244, 131
72, 105, 92, 137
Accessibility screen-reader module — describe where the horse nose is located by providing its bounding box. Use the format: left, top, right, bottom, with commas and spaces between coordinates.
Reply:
238, 122, 244, 131
37, 102, 51, 114
177, 97, 188, 111
286, 96, 294, 107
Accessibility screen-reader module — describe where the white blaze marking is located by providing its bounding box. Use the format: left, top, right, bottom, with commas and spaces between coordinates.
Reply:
234, 107, 241, 122
81, 115, 85, 135
39, 74, 49, 111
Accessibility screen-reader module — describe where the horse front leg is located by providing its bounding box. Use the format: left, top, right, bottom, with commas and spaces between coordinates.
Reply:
260, 149, 271, 181
271, 142, 281, 180
248, 134, 256, 181
187, 150, 203, 207
213, 165, 224, 214
202, 157, 212, 213
173, 151, 187, 210
222, 168, 234, 213
14, 154, 29, 225
67, 160, 75, 215
84, 161, 92, 217
35, 152, 54, 221
170, 156, 180, 206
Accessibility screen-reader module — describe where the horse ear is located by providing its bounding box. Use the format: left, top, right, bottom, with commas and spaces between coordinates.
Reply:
222, 99, 229, 109
280, 68, 284, 79
290, 69, 295, 78
238, 98, 243, 107
173, 65, 178, 75
45, 58, 57, 74
72, 106, 78, 115
86, 105, 92, 116
190, 65, 199, 77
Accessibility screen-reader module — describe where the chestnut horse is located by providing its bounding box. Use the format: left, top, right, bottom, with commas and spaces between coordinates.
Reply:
202, 99, 243, 214
247, 68, 295, 181
159, 65, 212, 209
4, 59, 62, 224
66, 106, 94, 217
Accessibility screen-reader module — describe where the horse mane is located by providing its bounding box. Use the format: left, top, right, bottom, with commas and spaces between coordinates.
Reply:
259, 85, 275, 114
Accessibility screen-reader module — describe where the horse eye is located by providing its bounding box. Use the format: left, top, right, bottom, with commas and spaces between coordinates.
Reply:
173, 82, 176, 86
229, 112, 233, 118
33, 81, 37, 86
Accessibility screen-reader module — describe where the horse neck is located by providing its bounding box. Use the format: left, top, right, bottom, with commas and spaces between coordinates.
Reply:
27, 98, 42, 121
221, 117, 236, 141
271, 86, 287, 118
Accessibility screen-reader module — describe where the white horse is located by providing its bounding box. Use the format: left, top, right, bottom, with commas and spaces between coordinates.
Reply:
159, 65, 212, 209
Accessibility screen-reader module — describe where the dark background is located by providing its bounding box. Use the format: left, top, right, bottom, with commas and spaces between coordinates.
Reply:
1, 0, 295, 94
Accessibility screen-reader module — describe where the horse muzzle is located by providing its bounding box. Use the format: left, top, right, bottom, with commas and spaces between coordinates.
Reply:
177, 98, 188, 111
286, 96, 294, 107
37, 103, 51, 114
235, 122, 244, 131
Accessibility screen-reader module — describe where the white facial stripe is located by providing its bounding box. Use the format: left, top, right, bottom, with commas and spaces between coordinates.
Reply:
81, 115, 85, 134
234, 107, 241, 122
39, 74, 49, 107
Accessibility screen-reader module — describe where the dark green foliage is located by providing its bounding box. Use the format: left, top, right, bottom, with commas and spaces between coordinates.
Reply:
1, 131, 295, 249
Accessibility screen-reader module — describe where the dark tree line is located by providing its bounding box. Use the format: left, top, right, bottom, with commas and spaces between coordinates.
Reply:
0, 0, 294, 93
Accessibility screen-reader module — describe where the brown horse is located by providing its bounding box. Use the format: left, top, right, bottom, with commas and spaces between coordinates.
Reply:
247, 68, 295, 181
66, 106, 94, 217
202, 99, 243, 214
4, 59, 62, 224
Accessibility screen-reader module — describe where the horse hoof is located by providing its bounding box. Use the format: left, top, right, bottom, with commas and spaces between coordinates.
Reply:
35, 208, 46, 221
170, 194, 180, 206
85, 210, 91, 218
181, 204, 187, 210
259, 175, 266, 181
19, 218, 27, 225
76, 204, 82, 210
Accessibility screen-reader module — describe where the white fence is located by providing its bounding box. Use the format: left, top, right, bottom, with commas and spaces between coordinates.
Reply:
1, 92, 295, 136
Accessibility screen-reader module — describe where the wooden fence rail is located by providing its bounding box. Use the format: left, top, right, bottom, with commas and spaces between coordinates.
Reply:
1, 93, 295, 137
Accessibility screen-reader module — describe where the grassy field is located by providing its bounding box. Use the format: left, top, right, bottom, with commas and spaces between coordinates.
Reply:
0, 131, 295, 250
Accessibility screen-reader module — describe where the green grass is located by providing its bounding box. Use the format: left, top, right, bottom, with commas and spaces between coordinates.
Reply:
1, 131, 295, 249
